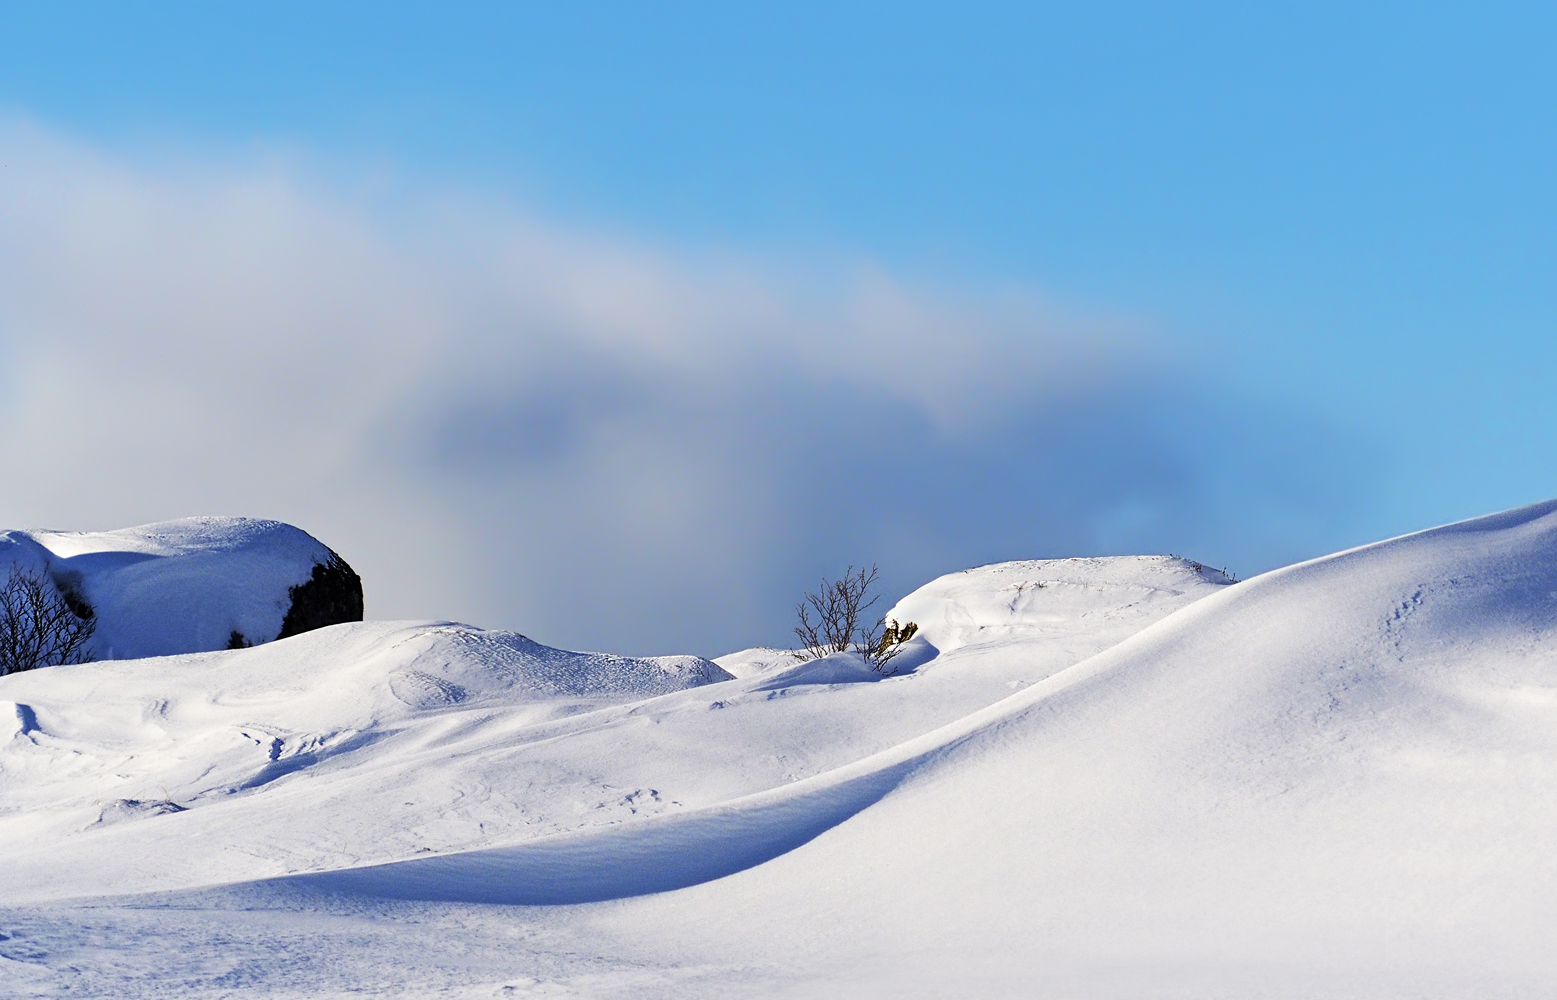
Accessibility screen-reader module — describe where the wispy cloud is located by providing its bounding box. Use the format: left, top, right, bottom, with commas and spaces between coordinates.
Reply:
0, 119, 1379, 654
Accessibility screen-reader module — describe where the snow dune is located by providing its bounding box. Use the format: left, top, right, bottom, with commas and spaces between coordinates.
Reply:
5, 506, 1557, 996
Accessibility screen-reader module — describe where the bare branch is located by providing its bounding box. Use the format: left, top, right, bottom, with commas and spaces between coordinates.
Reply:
793, 600, 828, 660
0, 564, 97, 675
793, 564, 914, 673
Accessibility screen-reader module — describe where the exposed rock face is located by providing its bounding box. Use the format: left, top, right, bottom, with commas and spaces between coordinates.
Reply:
278, 552, 364, 640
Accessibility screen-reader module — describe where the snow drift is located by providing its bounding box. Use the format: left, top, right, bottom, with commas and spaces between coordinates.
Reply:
0, 555, 1213, 903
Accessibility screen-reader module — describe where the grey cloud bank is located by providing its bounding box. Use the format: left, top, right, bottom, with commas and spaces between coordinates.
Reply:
0, 121, 1378, 654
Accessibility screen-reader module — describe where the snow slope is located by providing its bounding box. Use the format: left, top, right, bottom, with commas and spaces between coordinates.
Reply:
0, 555, 1218, 906
0, 518, 348, 659
0, 622, 733, 900
3, 513, 1555, 997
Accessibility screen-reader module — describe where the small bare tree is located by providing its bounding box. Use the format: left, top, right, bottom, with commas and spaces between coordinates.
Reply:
0, 564, 97, 675
795, 564, 878, 659
794, 565, 918, 674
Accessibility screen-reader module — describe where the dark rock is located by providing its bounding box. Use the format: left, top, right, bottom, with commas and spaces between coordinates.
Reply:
277, 551, 364, 640
48, 569, 95, 621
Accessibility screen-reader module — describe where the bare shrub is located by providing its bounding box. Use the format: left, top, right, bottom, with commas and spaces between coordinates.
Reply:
795, 565, 878, 659
794, 565, 917, 674
0, 564, 97, 675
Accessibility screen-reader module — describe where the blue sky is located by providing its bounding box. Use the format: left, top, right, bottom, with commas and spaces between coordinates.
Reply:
1, 3, 1553, 652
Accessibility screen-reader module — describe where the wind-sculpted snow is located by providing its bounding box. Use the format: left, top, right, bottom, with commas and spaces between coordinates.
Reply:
8, 526, 1557, 997
264, 762, 914, 906
389, 627, 731, 707
0, 621, 733, 901
0, 556, 1217, 909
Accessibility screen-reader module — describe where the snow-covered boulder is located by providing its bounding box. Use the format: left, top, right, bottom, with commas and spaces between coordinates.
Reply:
0, 517, 363, 660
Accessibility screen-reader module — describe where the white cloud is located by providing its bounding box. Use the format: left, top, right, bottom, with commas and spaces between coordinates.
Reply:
0, 119, 1373, 655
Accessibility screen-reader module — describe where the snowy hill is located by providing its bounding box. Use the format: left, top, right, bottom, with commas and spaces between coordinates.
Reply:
0, 517, 362, 660
0, 621, 732, 901
3, 514, 1557, 996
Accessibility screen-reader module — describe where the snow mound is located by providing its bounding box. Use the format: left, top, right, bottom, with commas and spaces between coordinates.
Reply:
885, 554, 1234, 653
387, 627, 732, 708
0, 517, 356, 659
712, 646, 797, 678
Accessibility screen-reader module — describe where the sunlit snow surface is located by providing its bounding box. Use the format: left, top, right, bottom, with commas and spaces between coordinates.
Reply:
4, 511, 1557, 997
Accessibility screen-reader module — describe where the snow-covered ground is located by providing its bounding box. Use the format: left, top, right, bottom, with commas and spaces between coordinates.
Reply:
4, 507, 1557, 997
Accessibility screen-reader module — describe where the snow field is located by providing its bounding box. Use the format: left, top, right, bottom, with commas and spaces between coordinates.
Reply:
4, 510, 1555, 997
